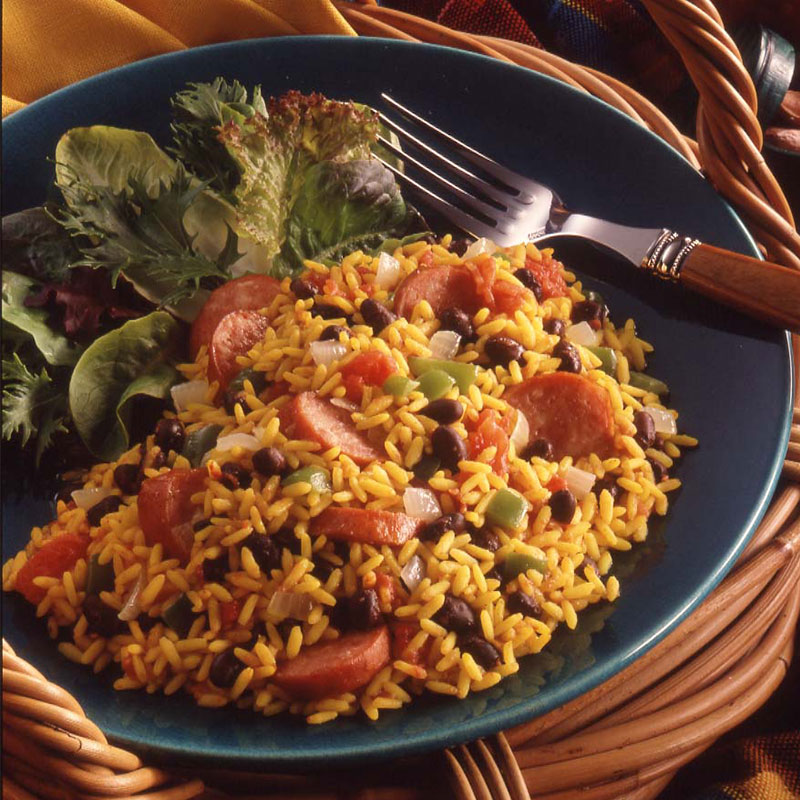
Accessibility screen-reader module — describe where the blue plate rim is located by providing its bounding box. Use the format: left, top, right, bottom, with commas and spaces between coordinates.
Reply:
2, 34, 794, 766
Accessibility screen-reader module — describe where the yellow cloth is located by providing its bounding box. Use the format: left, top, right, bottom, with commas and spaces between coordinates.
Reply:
1, 0, 369, 117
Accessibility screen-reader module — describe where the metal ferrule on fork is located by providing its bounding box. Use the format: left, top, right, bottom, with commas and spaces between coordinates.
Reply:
640, 230, 702, 282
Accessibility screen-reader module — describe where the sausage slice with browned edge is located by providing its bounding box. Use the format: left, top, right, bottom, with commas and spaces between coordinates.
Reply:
207, 310, 269, 392
504, 373, 616, 460
310, 507, 425, 546
189, 274, 281, 358
273, 626, 390, 700
394, 265, 485, 319
138, 468, 207, 562
282, 391, 382, 466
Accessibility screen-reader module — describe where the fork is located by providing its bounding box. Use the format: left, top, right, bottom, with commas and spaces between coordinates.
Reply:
376, 94, 800, 334
445, 733, 531, 800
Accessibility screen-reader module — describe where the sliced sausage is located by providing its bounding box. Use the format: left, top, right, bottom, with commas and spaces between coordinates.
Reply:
310, 507, 425, 546
394, 265, 485, 319
14, 532, 89, 604
207, 310, 269, 392
273, 626, 391, 699
189, 274, 281, 357
138, 468, 207, 562
282, 392, 382, 466
504, 373, 615, 460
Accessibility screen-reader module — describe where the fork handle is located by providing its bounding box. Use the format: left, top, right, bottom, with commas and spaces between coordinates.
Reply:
678, 244, 800, 332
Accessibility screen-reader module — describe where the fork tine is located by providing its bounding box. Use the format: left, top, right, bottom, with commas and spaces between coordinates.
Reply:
381, 93, 537, 203
445, 749, 479, 800
377, 135, 508, 222
472, 740, 513, 800
457, 744, 495, 800
378, 111, 526, 212
493, 734, 531, 800
375, 156, 502, 242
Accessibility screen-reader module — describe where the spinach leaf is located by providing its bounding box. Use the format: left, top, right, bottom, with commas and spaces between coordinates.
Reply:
2, 271, 82, 366
1, 207, 78, 282
68, 312, 182, 460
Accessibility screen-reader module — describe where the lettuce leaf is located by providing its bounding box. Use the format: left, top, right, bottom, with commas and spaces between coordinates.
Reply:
1, 207, 78, 283
68, 311, 182, 461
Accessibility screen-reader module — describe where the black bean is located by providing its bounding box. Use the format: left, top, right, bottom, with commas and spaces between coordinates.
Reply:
273, 527, 302, 555
312, 556, 336, 582
514, 268, 543, 302
553, 339, 581, 374
154, 418, 186, 454
450, 237, 472, 257
245, 533, 281, 572
329, 599, 350, 631
290, 277, 319, 299
434, 594, 476, 633
440, 308, 476, 342
332, 540, 351, 563
83, 594, 124, 638
113, 463, 141, 495
149, 449, 167, 470
209, 649, 245, 688
633, 410, 656, 448
485, 335, 524, 367
203, 554, 229, 583
522, 438, 554, 461
319, 324, 349, 342
348, 588, 382, 630
543, 318, 566, 337
220, 462, 251, 490
419, 512, 466, 543
593, 475, 620, 500
87, 496, 123, 527
313, 300, 352, 322
459, 633, 500, 669
431, 426, 468, 472
56, 479, 85, 505
469, 527, 500, 553
549, 489, 577, 524
136, 613, 159, 633
648, 458, 668, 483
572, 299, 606, 326
193, 518, 212, 532
423, 399, 464, 424
360, 298, 396, 333
224, 388, 248, 416
506, 590, 541, 617
252, 447, 287, 478
485, 566, 504, 585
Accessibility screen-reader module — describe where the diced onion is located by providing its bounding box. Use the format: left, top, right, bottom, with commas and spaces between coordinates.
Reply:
375, 252, 401, 289
215, 433, 262, 453
118, 571, 146, 621
310, 340, 347, 368
267, 591, 314, 620
170, 379, 210, 412
330, 397, 360, 412
403, 487, 441, 521
564, 466, 597, 500
644, 407, 678, 435
565, 321, 600, 347
429, 330, 461, 360
400, 555, 426, 592
71, 486, 112, 510
462, 237, 496, 261
510, 409, 530, 452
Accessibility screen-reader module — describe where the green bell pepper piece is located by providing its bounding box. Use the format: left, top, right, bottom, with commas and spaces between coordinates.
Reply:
408, 357, 479, 394
382, 374, 418, 397
416, 369, 456, 400
628, 371, 669, 396
502, 552, 548, 582
181, 424, 223, 467
585, 345, 618, 377
412, 454, 441, 482
282, 466, 332, 494
162, 594, 196, 638
86, 554, 115, 595
485, 488, 527, 529
228, 367, 268, 396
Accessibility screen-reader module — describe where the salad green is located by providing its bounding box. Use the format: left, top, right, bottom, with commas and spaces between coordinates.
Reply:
1, 79, 425, 480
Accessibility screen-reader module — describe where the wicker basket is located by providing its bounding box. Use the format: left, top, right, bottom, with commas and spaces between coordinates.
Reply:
3, 2, 799, 798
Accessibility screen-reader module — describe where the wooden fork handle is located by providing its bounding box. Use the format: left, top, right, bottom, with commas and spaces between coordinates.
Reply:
678, 243, 800, 333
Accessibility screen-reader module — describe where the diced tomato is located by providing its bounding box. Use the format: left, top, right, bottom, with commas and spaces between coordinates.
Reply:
220, 599, 241, 628
390, 622, 429, 667
138, 468, 207, 563
524, 254, 568, 299
375, 572, 400, 611
473, 256, 497, 308
546, 475, 568, 493
207, 310, 269, 392
14, 532, 89, 604
417, 250, 434, 270
339, 351, 398, 403
323, 279, 344, 297
273, 626, 391, 699
493, 279, 530, 315
189, 274, 281, 358
262, 380, 290, 404
467, 409, 510, 475
121, 652, 137, 681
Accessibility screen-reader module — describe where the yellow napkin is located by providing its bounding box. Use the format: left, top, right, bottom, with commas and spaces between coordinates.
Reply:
2, 0, 370, 117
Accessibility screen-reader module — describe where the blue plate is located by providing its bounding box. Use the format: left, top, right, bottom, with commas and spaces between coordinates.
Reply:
2, 36, 793, 768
